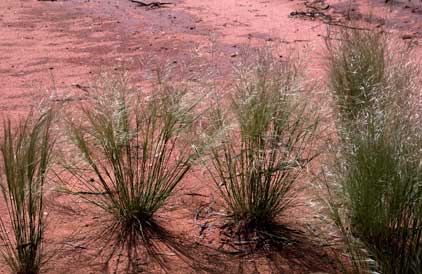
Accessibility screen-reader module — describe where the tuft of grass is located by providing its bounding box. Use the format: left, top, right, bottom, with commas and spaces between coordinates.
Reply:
0, 110, 54, 274
202, 51, 320, 237
62, 74, 199, 271
326, 27, 422, 274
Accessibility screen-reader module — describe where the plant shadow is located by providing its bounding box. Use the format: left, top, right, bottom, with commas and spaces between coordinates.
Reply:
220, 222, 338, 274
59, 214, 233, 274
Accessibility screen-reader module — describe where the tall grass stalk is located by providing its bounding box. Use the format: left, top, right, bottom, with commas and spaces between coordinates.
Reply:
326, 27, 422, 274
62, 74, 199, 270
0, 111, 54, 274
202, 52, 320, 236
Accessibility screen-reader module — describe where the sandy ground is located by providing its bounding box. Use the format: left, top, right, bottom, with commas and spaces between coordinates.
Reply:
0, 0, 421, 273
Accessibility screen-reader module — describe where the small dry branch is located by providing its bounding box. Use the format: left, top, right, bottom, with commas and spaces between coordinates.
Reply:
129, 0, 172, 8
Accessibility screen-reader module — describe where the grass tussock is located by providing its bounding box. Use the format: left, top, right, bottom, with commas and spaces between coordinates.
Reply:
325, 27, 422, 274
202, 51, 320, 238
61, 73, 199, 271
0, 110, 54, 274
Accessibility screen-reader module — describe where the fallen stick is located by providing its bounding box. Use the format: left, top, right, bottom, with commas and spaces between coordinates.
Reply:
129, 0, 172, 8
63, 241, 88, 250
290, 10, 332, 22
185, 192, 208, 197
72, 83, 94, 93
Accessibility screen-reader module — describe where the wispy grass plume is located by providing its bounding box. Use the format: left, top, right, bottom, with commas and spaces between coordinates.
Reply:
326, 28, 386, 126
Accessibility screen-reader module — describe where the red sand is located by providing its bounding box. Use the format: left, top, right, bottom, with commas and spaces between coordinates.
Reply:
0, 0, 421, 273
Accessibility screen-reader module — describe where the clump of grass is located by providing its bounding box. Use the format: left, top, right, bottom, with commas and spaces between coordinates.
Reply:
202, 51, 320, 238
62, 74, 199, 271
325, 27, 422, 274
0, 110, 54, 274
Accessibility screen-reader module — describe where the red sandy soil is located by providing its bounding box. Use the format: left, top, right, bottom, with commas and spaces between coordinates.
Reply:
0, 0, 421, 273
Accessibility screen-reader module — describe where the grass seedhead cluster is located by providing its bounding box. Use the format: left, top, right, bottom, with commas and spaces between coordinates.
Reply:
203, 52, 319, 236
326, 29, 386, 125
63, 74, 199, 269
326, 27, 422, 274
0, 111, 54, 274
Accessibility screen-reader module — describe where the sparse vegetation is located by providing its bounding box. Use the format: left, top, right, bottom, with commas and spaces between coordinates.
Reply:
0, 110, 54, 274
1, 5, 422, 273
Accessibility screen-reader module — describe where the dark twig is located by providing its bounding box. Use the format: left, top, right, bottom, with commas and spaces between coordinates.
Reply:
289, 10, 332, 22
72, 84, 94, 93
129, 0, 172, 8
